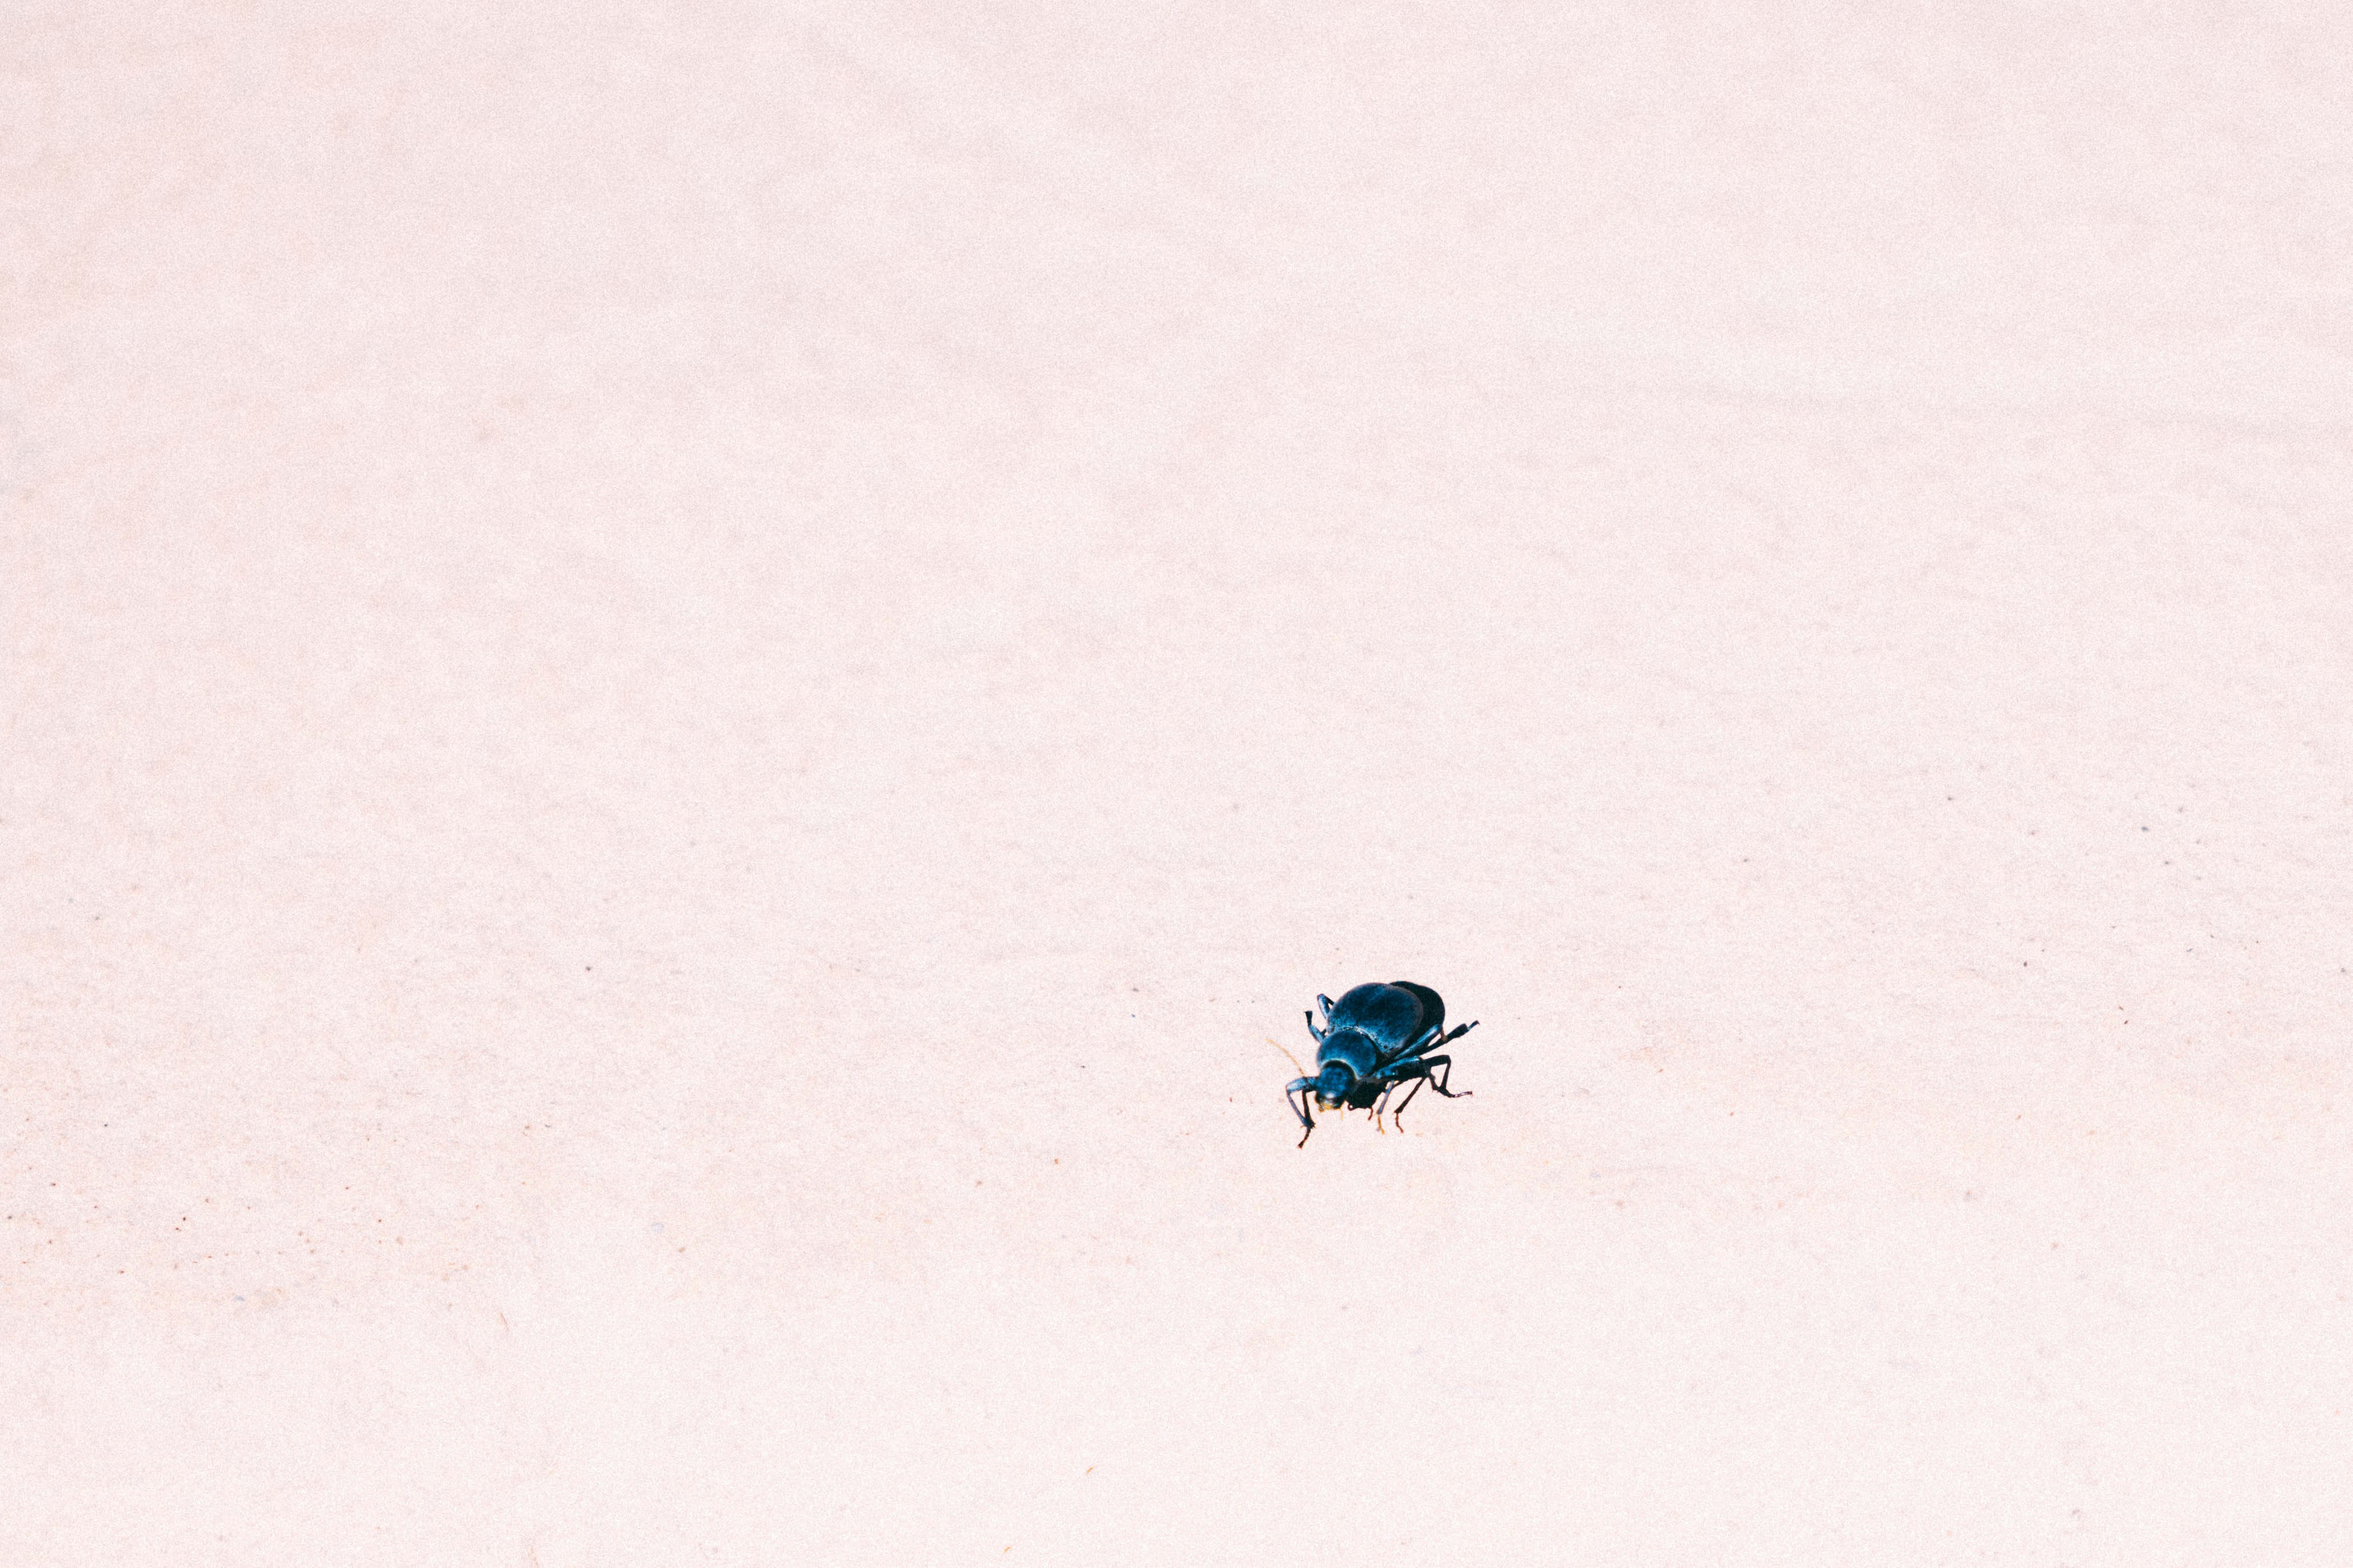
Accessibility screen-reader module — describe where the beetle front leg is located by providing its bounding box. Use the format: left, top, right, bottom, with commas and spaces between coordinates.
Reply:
1286, 1080, 1317, 1147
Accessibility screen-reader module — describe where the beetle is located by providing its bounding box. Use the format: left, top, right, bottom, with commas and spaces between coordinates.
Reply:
1285, 981, 1476, 1146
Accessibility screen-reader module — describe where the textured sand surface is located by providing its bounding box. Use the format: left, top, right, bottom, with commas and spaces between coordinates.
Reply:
6, 4, 2350, 1563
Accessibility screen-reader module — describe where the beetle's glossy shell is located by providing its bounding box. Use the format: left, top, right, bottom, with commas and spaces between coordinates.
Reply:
1321, 981, 1442, 1068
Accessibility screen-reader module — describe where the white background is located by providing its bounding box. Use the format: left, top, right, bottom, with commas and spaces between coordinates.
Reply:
6, 3, 2350, 1562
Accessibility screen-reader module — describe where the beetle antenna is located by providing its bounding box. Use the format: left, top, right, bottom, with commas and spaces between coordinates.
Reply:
1265, 1038, 1310, 1078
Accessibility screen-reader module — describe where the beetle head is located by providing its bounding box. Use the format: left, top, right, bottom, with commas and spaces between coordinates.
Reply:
1310, 1060, 1356, 1110
1313, 1030, 1380, 1107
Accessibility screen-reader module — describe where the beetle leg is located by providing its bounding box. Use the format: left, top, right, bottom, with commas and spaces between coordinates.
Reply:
1304, 1009, 1326, 1044
1388, 1056, 1471, 1130
1419, 1055, 1470, 1098
1317, 995, 1335, 1020
1287, 1080, 1317, 1147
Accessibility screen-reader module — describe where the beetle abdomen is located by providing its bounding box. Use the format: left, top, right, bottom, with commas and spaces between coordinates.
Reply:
1388, 981, 1446, 1039
1327, 982, 1432, 1062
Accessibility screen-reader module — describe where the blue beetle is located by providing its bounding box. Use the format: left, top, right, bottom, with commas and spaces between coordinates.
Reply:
1285, 981, 1476, 1146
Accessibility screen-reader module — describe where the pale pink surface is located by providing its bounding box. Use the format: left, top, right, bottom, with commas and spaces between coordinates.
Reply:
6, 3, 2351, 1563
